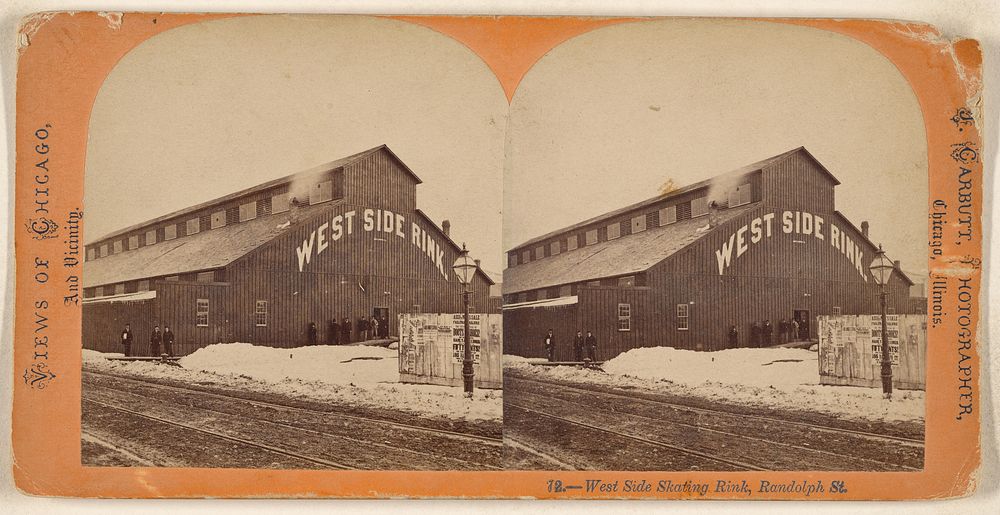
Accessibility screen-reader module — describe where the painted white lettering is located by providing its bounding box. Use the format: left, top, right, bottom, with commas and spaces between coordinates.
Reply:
396, 213, 406, 238
802, 212, 813, 235
830, 224, 840, 249
814, 215, 824, 240
411, 222, 421, 246
750, 217, 763, 244
383, 210, 394, 233
331, 215, 344, 241
296, 232, 316, 272
736, 225, 749, 257
782, 211, 794, 234
716, 234, 736, 275
344, 210, 356, 234
363, 209, 375, 232
317, 222, 329, 254
762, 212, 775, 237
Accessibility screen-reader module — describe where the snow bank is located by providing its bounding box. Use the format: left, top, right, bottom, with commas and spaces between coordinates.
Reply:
180, 343, 398, 386
84, 344, 501, 422
506, 346, 923, 424
603, 347, 820, 387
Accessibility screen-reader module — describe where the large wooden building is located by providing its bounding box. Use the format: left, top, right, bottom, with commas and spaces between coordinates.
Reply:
503, 147, 920, 361
82, 145, 494, 356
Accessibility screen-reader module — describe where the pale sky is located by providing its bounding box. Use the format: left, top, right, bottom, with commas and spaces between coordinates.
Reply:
505, 19, 928, 277
86, 16, 929, 279
85, 15, 507, 274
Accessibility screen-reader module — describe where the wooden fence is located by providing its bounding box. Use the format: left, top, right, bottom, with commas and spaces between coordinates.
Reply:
817, 314, 927, 390
398, 313, 502, 389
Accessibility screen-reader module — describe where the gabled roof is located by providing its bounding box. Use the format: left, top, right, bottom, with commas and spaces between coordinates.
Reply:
83, 201, 336, 287
503, 203, 757, 295
88, 144, 419, 245
510, 146, 838, 252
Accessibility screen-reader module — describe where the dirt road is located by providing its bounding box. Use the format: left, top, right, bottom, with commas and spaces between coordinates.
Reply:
82, 367, 502, 470
503, 368, 924, 471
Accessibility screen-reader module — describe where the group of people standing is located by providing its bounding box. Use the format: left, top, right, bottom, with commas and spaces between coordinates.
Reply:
727, 318, 805, 348
307, 315, 388, 345
119, 323, 175, 357
543, 329, 598, 362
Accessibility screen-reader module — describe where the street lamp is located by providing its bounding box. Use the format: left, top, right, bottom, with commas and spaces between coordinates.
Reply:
869, 244, 895, 399
452, 243, 478, 397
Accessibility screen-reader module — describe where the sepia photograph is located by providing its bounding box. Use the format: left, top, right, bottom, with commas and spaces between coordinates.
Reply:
10, 7, 985, 502
78, 15, 506, 470
501, 19, 928, 472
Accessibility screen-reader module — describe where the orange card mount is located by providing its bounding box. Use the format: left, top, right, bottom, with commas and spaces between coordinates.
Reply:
13, 13, 981, 499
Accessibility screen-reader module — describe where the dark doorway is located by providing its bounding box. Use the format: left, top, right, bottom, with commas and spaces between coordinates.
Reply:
373, 307, 390, 338
793, 310, 810, 340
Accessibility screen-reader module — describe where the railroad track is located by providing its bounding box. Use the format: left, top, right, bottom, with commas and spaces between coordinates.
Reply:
510, 373, 924, 447
84, 381, 501, 470
507, 403, 766, 471
83, 396, 353, 469
83, 369, 502, 447
504, 437, 577, 471
509, 387, 920, 472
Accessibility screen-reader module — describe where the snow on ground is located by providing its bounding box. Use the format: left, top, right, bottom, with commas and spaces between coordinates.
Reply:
504, 347, 923, 424
84, 344, 500, 422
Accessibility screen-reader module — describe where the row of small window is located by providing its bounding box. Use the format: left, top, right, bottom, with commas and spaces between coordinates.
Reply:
514, 276, 637, 303
90, 272, 218, 297
512, 184, 752, 267
86, 197, 280, 261
615, 303, 690, 332
86, 180, 341, 262
193, 299, 267, 327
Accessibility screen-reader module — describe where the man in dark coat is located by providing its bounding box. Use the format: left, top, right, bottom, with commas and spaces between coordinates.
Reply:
544, 330, 555, 362
121, 324, 133, 357
750, 322, 761, 348
149, 325, 162, 356
727, 325, 739, 348
342, 317, 352, 344
307, 322, 318, 345
573, 331, 584, 362
329, 319, 340, 345
761, 320, 773, 347
162, 325, 175, 356
358, 317, 368, 341
380, 315, 389, 338
585, 331, 598, 361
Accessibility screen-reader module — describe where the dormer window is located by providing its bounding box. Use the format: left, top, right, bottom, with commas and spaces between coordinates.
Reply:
128, 235, 138, 250
607, 222, 621, 240
164, 224, 177, 241
211, 210, 226, 229
729, 183, 752, 207
311, 181, 333, 204
186, 217, 201, 235
631, 215, 646, 234
659, 205, 677, 226
550, 241, 561, 256
272, 192, 290, 214
691, 196, 710, 217
567, 235, 579, 251
239, 201, 257, 222
145, 229, 157, 246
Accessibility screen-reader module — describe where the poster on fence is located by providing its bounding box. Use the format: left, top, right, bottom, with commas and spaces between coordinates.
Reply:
399, 313, 501, 389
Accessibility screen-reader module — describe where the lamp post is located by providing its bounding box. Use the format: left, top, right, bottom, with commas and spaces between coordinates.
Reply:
452, 243, 478, 397
868, 244, 895, 399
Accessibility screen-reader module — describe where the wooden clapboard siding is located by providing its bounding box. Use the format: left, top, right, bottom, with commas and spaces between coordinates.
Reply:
502, 147, 921, 361
502, 304, 578, 361
82, 145, 496, 357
